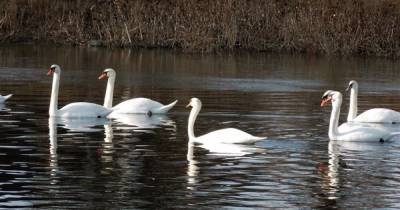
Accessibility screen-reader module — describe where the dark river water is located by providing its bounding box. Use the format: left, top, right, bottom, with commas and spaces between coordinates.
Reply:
0, 45, 400, 209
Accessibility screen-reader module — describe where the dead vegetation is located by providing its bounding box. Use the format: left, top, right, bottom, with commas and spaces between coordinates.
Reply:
1, 0, 400, 56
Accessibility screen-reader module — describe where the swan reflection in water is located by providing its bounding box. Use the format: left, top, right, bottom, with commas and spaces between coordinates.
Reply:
54, 117, 111, 132
318, 140, 397, 203
48, 118, 58, 185
186, 140, 263, 190
0, 103, 6, 111
101, 124, 114, 164
110, 113, 176, 132
49, 117, 116, 176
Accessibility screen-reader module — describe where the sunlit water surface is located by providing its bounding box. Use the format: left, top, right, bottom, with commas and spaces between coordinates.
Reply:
0, 45, 400, 208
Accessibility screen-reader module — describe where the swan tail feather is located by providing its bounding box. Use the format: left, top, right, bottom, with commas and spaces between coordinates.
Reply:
154, 100, 178, 113
4, 94, 12, 100
253, 136, 267, 142
240, 136, 266, 144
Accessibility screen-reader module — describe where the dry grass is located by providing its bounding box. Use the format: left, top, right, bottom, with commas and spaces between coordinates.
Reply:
1, 0, 400, 56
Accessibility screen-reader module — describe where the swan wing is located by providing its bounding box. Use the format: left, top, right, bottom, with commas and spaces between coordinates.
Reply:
58, 102, 112, 118
353, 108, 400, 123
338, 121, 400, 133
336, 127, 390, 142
196, 128, 265, 144
112, 97, 172, 114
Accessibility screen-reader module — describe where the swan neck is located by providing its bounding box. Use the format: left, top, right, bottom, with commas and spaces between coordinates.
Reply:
329, 98, 341, 140
347, 88, 358, 121
104, 75, 115, 108
49, 72, 60, 116
188, 104, 201, 141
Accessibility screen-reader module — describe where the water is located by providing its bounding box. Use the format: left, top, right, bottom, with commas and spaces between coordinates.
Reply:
0, 45, 400, 209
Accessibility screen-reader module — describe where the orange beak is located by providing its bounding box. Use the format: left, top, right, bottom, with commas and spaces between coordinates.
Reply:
320, 97, 332, 107
98, 72, 107, 79
47, 68, 54, 76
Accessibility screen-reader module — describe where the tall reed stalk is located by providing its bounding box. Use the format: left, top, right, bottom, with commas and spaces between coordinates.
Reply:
1, 0, 400, 56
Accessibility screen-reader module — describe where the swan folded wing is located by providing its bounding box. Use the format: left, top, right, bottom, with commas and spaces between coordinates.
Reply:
336, 127, 391, 142
353, 108, 400, 123
58, 102, 112, 118
111, 98, 165, 114
196, 128, 264, 144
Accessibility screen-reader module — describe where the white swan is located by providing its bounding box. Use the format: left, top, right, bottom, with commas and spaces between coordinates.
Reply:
187, 97, 265, 144
98, 68, 177, 116
47, 64, 112, 118
321, 90, 400, 142
0, 94, 12, 103
346, 80, 400, 123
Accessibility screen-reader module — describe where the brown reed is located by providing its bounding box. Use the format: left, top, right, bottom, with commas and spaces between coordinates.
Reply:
1, 0, 400, 57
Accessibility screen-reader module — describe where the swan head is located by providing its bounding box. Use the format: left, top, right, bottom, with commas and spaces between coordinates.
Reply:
98, 68, 116, 80
47, 64, 61, 76
321, 90, 342, 107
346, 80, 358, 91
186, 98, 202, 108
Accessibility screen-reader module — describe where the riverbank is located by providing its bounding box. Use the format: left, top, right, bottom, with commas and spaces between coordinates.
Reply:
1, 0, 400, 57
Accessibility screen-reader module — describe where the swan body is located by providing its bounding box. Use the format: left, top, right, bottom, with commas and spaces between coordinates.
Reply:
99, 68, 177, 115
347, 80, 400, 123
111, 97, 177, 115
194, 128, 264, 144
338, 121, 400, 134
321, 90, 400, 142
351, 108, 400, 124
0, 94, 12, 103
56, 102, 112, 118
48, 64, 112, 118
187, 97, 265, 144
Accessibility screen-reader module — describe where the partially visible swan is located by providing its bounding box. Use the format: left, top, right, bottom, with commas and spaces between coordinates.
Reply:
346, 80, 400, 123
321, 90, 400, 142
186, 97, 265, 144
47, 64, 112, 118
98, 68, 177, 116
0, 94, 12, 103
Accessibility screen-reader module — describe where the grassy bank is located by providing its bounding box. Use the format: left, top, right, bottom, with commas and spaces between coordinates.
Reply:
1, 0, 400, 56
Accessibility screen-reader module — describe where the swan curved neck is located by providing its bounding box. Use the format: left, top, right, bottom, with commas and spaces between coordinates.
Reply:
329, 99, 341, 140
104, 75, 115, 108
49, 72, 60, 116
188, 104, 201, 141
347, 88, 358, 121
